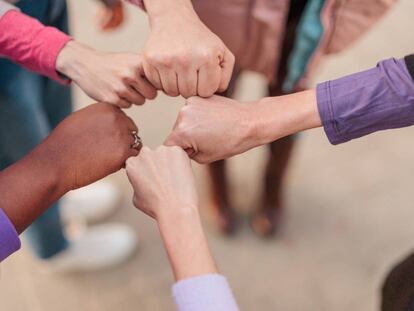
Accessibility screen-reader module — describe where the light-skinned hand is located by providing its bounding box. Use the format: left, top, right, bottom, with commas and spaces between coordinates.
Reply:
142, 1, 235, 98
165, 91, 321, 164
126, 146, 198, 220
56, 41, 157, 108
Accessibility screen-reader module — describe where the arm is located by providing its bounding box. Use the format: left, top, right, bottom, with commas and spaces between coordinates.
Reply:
126, 146, 239, 311
0, 8, 156, 107
0, 103, 140, 261
0, 9, 71, 83
165, 56, 414, 163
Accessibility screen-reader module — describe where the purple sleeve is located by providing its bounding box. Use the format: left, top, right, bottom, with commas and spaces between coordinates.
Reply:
317, 58, 414, 145
0, 208, 21, 262
172, 274, 239, 311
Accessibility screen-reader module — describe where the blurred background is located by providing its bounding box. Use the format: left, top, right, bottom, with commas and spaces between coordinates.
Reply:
1, 0, 414, 310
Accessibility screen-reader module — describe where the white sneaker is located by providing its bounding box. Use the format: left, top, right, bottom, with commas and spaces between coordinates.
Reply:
61, 180, 121, 224
42, 223, 138, 274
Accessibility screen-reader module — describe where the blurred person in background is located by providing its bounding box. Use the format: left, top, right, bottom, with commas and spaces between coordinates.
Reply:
0, 0, 157, 272
188, 0, 396, 236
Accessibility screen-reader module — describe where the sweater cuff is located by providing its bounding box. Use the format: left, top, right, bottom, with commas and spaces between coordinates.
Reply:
0, 10, 72, 84
316, 81, 341, 145
317, 58, 414, 145
172, 274, 239, 311
0, 208, 21, 262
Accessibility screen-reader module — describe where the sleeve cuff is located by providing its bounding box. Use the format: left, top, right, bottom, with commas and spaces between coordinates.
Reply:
316, 58, 414, 145
0, 10, 72, 85
0, 208, 21, 262
316, 81, 342, 145
172, 274, 239, 311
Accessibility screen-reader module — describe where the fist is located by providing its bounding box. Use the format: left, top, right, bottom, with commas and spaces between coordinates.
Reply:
56, 42, 157, 108
126, 146, 198, 220
43, 103, 141, 191
165, 95, 256, 164
142, 11, 235, 98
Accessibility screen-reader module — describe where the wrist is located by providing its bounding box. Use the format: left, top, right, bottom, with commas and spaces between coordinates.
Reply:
144, 0, 197, 26
252, 89, 321, 144
0, 146, 66, 233
157, 203, 199, 228
55, 41, 94, 82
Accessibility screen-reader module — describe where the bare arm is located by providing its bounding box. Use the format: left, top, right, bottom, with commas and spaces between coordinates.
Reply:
165, 90, 321, 164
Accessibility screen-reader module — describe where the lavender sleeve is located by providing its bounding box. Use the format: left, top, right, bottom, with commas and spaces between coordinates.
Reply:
172, 274, 239, 311
317, 58, 414, 145
0, 208, 21, 262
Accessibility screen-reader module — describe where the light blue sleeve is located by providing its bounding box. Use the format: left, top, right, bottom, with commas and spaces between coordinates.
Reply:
172, 274, 239, 311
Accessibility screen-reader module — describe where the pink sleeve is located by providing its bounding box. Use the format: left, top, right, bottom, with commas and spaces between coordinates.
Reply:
0, 10, 72, 84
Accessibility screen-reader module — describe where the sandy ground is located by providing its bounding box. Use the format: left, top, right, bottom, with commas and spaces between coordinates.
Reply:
1, 1, 414, 310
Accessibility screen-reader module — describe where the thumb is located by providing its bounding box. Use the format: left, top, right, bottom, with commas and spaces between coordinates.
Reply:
164, 131, 197, 157
218, 48, 235, 93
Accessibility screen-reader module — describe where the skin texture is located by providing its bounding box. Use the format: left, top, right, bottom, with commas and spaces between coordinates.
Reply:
56, 41, 157, 108
142, 0, 235, 98
165, 90, 322, 164
0, 103, 140, 233
126, 146, 217, 280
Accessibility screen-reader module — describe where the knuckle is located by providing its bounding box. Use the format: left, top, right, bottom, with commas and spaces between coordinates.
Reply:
176, 54, 192, 68
198, 88, 215, 98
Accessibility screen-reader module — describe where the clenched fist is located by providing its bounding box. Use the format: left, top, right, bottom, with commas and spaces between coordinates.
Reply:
126, 146, 198, 220
165, 96, 256, 164
142, 1, 235, 98
56, 41, 157, 108
43, 103, 141, 190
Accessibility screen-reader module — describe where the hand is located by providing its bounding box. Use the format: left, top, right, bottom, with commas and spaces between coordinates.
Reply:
0, 103, 141, 232
142, 1, 235, 98
126, 146, 217, 281
96, 0, 125, 31
56, 41, 157, 108
44, 103, 141, 191
165, 91, 321, 164
126, 146, 198, 220
165, 96, 256, 164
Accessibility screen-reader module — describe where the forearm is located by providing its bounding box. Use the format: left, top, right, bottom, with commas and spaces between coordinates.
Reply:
157, 206, 217, 281
250, 89, 321, 146
0, 145, 66, 234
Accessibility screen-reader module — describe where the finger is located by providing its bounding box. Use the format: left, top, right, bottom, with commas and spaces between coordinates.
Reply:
184, 147, 197, 158
116, 98, 132, 108
131, 77, 157, 100
142, 61, 162, 90
177, 69, 198, 98
120, 86, 145, 106
124, 115, 139, 132
197, 64, 221, 97
158, 68, 179, 97
218, 49, 235, 93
